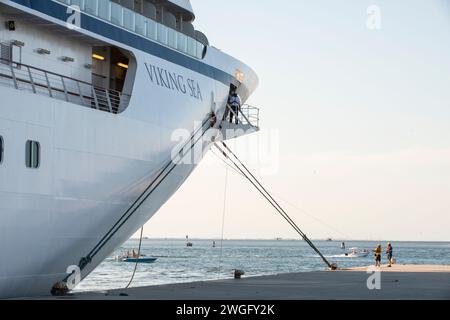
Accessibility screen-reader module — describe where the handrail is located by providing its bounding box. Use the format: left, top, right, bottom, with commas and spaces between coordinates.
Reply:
0, 57, 130, 114
0, 70, 97, 100
0, 57, 127, 95
55, 0, 207, 60
225, 104, 260, 128
241, 104, 260, 128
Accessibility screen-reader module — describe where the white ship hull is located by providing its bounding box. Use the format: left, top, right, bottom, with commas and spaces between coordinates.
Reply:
0, 0, 258, 298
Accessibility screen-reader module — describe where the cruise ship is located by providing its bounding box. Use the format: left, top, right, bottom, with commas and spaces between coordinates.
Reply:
0, 0, 259, 298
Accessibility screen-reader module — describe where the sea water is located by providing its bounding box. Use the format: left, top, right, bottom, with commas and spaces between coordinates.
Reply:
74, 240, 450, 292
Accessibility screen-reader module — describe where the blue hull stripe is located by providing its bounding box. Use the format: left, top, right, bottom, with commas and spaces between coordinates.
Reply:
9, 0, 234, 86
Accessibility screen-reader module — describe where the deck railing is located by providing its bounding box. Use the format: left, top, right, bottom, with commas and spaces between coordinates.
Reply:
240, 105, 260, 128
0, 57, 130, 114
226, 104, 260, 128
55, 0, 207, 60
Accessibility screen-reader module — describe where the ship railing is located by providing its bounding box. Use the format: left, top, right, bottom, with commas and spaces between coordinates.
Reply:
240, 104, 260, 128
55, 0, 207, 60
0, 58, 129, 114
226, 104, 260, 128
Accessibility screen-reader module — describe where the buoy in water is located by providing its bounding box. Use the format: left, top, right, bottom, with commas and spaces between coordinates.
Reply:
186, 235, 193, 247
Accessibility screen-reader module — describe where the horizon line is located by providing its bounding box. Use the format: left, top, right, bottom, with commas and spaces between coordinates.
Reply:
128, 237, 450, 243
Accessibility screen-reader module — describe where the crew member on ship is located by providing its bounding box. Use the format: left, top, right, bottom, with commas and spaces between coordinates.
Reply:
228, 90, 241, 124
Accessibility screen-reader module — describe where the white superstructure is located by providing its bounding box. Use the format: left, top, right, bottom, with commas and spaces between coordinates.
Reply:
0, 0, 258, 298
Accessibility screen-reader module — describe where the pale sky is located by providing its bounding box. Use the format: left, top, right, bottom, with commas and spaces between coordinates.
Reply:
140, 0, 450, 241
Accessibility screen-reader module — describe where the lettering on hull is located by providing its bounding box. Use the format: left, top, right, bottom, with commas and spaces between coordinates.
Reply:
144, 63, 203, 101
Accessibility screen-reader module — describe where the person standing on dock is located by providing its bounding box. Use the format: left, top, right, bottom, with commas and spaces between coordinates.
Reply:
374, 244, 382, 267
386, 243, 393, 267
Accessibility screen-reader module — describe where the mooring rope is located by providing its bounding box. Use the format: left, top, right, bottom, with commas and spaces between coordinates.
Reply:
125, 226, 144, 289
74, 116, 212, 276
218, 166, 228, 278
213, 142, 334, 269
212, 150, 349, 240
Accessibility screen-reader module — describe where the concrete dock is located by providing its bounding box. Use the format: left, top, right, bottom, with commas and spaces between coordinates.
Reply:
51, 264, 450, 300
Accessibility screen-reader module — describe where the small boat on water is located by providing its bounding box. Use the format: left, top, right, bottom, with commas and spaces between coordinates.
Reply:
344, 248, 369, 258
115, 250, 158, 263
114, 255, 157, 263
122, 257, 157, 264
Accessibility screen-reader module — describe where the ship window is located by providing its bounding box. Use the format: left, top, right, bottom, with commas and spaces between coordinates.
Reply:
168, 28, 177, 49
98, 0, 111, 20
123, 7, 135, 31
196, 42, 204, 59
157, 24, 168, 44
111, 1, 124, 25
133, 0, 143, 14
0, 136, 3, 164
187, 37, 196, 57
135, 13, 146, 36
70, 0, 85, 10
25, 140, 40, 169
146, 19, 157, 39
85, 0, 98, 15
177, 33, 187, 52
